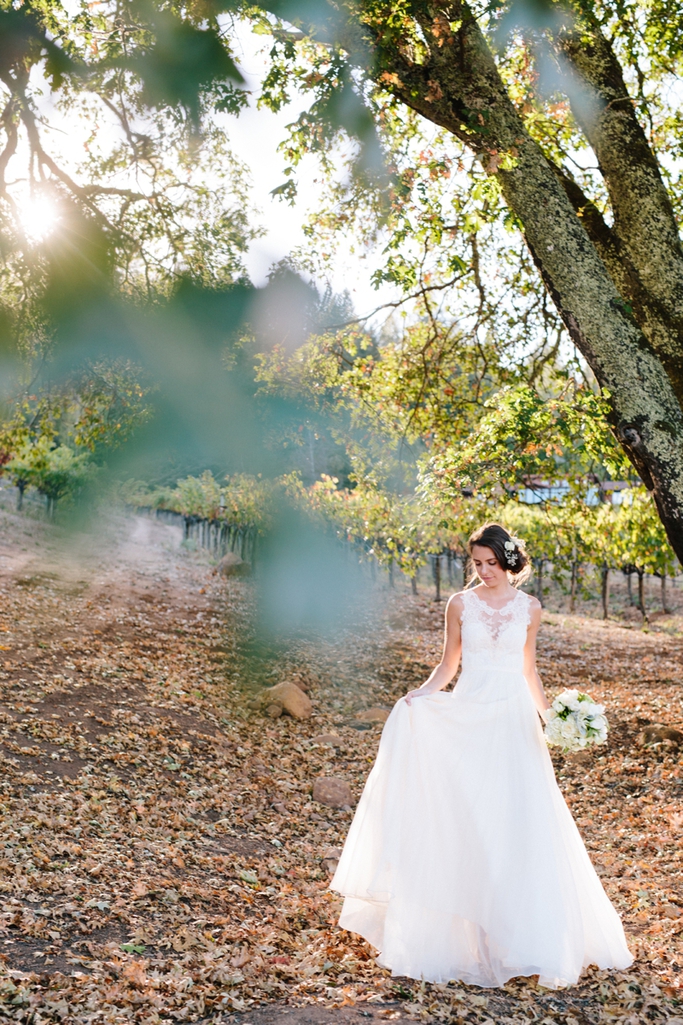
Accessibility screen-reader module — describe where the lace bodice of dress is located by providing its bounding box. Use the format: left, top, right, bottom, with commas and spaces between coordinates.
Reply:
459, 588, 532, 672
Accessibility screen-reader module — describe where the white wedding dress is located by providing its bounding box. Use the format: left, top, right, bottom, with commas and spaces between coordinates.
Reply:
331, 588, 632, 989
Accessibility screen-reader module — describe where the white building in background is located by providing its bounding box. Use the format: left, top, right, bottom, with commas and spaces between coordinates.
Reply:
517, 477, 632, 506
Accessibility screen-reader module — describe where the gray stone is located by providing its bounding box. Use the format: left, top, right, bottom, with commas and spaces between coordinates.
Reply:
218, 552, 250, 577
321, 846, 342, 875
310, 734, 344, 748
312, 777, 353, 808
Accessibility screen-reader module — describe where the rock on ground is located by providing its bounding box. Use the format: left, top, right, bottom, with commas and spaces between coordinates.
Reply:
310, 734, 344, 748
321, 847, 343, 875
355, 706, 391, 723
638, 724, 683, 749
217, 551, 250, 577
262, 681, 312, 719
313, 777, 353, 808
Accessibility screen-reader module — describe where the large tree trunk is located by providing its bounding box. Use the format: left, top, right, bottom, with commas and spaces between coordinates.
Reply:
554, 19, 683, 395
369, 1, 683, 561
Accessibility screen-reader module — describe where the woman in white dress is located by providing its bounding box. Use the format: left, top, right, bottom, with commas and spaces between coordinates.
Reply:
331, 523, 632, 989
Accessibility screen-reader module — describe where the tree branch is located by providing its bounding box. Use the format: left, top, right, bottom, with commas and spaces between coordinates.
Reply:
322, 269, 468, 331
96, 92, 154, 164
0, 98, 19, 191
80, 184, 147, 200
16, 88, 117, 234
552, 18, 683, 384
364, 0, 683, 559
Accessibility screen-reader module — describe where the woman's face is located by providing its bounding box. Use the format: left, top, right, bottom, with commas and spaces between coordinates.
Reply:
471, 544, 509, 587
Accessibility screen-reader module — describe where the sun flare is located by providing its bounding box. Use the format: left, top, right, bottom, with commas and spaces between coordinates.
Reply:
18, 195, 61, 243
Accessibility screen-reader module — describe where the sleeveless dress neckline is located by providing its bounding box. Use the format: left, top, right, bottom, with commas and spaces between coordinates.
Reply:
469, 587, 521, 613
331, 587, 633, 989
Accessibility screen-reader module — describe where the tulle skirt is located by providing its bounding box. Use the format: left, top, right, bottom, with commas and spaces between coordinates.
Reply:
331, 670, 632, 989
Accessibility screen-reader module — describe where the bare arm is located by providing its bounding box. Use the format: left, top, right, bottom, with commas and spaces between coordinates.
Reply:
404, 595, 463, 705
524, 599, 552, 716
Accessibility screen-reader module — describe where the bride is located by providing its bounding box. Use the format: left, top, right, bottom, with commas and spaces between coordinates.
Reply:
331, 522, 632, 989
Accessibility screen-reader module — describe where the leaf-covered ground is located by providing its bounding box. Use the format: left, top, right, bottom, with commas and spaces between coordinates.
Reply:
0, 507, 682, 1024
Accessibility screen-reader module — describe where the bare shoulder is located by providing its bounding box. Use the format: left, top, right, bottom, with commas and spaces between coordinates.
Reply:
446, 591, 467, 618
524, 592, 542, 621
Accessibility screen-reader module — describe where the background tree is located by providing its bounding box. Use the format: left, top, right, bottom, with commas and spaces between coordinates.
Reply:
612, 488, 679, 623
4, 0, 683, 566
3, 437, 93, 516
248, 0, 683, 559
0, 358, 152, 512
0, 0, 258, 350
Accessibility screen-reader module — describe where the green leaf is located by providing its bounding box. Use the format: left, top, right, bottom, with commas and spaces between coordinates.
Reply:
270, 181, 299, 203
121, 14, 244, 121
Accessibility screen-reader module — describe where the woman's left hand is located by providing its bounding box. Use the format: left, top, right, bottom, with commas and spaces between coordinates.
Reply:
404, 687, 430, 706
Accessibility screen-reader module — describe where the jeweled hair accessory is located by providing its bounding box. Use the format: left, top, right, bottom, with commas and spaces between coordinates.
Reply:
503, 535, 524, 567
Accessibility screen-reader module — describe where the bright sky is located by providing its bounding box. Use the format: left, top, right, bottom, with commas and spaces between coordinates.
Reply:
13, 14, 397, 324
223, 25, 397, 320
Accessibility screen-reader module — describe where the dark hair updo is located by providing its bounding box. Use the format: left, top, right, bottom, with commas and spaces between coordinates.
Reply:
467, 522, 531, 586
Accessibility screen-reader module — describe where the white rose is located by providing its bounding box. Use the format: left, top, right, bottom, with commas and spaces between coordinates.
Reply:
544, 720, 564, 746
575, 714, 590, 736
561, 719, 579, 740
555, 689, 580, 712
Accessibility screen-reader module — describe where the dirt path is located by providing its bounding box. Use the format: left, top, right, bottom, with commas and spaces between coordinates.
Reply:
0, 508, 682, 1024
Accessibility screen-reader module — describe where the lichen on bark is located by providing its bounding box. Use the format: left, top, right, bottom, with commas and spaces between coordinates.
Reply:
350, 0, 683, 559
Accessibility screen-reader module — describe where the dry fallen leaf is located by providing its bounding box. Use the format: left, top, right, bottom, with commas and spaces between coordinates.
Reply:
0, 510, 681, 1024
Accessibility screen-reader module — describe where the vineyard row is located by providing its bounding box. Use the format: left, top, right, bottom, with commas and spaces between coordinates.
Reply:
141, 504, 678, 621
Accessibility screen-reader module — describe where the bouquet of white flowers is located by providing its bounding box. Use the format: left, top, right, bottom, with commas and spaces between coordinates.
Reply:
543, 689, 609, 753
